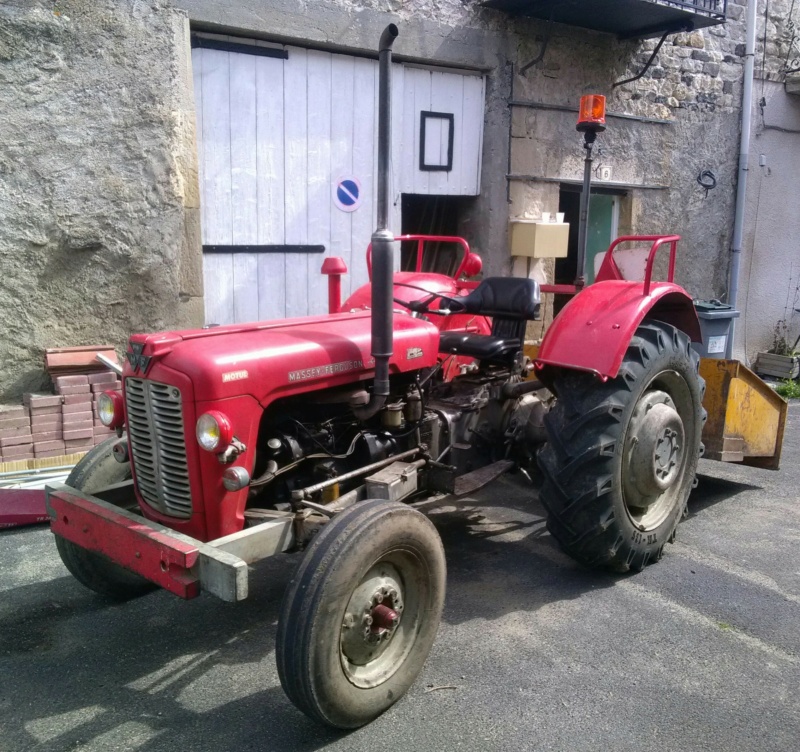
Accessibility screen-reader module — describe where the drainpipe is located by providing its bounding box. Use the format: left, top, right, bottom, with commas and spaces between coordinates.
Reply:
727, 0, 757, 357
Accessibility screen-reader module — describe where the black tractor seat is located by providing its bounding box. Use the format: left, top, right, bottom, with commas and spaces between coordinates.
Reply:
438, 277, 541, 364
438, 331, 523, 362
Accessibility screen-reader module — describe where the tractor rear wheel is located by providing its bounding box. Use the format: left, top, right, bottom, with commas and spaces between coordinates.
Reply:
276, 499, 446, 728
54, 437, 156, 600
538, 319, 705, 572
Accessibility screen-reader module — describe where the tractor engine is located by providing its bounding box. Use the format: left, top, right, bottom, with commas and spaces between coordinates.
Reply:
240, 370, 548, 518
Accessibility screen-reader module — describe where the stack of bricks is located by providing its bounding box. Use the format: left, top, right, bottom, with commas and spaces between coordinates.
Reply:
53, 373, 119, 453
0, 370, 122, 467
26, 393, 66, 459
0, 404, 34, 463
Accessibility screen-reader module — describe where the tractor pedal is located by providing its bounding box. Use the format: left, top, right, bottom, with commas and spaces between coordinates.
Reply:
453, 460, 515, 497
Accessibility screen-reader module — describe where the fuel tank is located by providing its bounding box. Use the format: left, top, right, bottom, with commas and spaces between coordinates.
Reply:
125, 310, 441, 404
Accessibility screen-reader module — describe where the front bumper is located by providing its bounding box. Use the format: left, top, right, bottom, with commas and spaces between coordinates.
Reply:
46, 482, 292, 602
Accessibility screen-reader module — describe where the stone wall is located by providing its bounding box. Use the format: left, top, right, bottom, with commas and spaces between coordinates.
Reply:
508, 4, 749, 338
0, 0, 202, 401
4, 0, 795, 396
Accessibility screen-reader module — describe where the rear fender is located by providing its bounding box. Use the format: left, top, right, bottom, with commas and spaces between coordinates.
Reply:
535, 280, 701, 382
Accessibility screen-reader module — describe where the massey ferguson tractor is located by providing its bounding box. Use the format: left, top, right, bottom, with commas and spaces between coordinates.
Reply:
46, 25, 787, 729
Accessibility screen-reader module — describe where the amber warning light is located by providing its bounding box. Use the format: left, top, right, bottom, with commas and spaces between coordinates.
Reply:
577, 95, 606, 133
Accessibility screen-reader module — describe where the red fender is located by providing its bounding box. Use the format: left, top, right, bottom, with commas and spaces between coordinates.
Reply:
535, 280, 701, 382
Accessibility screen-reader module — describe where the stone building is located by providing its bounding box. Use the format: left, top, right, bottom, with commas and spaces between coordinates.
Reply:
0, 0, 795, 399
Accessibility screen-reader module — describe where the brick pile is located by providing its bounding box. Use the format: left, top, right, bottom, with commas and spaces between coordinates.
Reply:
0, 370, 121, 465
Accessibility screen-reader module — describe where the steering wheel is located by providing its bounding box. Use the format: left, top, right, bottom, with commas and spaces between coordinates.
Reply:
391, 282, 467, 315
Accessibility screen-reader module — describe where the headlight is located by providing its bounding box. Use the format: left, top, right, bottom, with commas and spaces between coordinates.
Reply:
196, 411, 233, 452
97, 391, 124, 428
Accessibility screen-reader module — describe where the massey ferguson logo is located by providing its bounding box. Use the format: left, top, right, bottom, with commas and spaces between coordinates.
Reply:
126, 342, 152, 374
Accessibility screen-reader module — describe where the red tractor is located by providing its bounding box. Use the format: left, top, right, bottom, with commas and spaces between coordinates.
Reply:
46, 25, 784, 729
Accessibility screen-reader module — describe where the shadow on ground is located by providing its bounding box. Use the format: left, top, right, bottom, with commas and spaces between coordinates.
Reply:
0, 476, 615, 751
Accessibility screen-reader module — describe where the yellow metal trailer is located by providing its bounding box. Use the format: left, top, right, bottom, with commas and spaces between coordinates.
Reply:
699, 358, 788, 470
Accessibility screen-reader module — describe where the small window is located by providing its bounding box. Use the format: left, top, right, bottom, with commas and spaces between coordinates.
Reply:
419, 111, 455, 172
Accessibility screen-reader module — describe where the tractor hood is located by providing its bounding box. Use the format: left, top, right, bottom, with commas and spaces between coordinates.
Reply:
124, 311, 440, 404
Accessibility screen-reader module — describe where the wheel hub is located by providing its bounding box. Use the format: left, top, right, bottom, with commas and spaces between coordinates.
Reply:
340, 565, 404, 668
624, 390, 685, 509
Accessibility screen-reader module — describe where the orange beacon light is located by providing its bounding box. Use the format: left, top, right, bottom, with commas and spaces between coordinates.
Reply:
576, 95, 606, 133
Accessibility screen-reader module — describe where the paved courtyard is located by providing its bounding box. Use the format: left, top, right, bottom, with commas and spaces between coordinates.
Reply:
1, 403, 798, 751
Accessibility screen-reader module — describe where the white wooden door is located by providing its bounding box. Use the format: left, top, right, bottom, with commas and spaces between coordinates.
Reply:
193, 34, 485, 324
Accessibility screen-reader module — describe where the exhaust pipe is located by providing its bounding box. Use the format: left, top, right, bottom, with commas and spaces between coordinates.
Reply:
354, 23, 398, 421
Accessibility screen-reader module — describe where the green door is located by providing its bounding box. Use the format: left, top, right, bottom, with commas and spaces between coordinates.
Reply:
585, 194, 616, 284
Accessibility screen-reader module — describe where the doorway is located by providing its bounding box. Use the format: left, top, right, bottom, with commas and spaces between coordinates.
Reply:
400, 194, 476, 276
556, 186, 622, 286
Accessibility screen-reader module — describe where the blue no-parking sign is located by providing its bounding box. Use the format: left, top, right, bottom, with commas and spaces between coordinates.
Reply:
333, 177, 362, 213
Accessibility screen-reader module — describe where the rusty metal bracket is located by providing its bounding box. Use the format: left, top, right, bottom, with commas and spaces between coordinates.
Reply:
613, 30, 670, 88
520, 10, 555, 75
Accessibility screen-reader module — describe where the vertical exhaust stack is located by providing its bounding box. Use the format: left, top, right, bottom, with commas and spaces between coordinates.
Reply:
356, 23, 398, 420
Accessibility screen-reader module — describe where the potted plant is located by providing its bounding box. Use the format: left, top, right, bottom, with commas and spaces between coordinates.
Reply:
756, 319, 800, 379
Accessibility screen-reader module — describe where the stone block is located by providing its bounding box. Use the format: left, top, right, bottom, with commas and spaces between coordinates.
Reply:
0, 416, 31, 429
88, 371, 118, 385
58, 384, 91, 396
91, 383, 121, 393
1, 444, 34, 459
32, 430, 64, 442
64, 428, 93, 441
0, 405, 26, 419
34, 449, 68, 459
64, 392, 95, 405
31, 414, 63, 428
0, 425, 32, 439
65, 438, 94, 451
34, 440, 65, 452
30, 405, 62, 416
54, 375, 89, 389
63, 412, 93, 425
62, 400, 92, 414
24, 393, 62, 408
0, 434, 33, 448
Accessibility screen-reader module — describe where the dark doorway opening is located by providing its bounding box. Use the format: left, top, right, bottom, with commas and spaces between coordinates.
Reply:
554, 185, 624, 314
400, 194, 475, 275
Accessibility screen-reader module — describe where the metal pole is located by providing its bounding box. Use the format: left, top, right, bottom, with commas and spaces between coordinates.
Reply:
727, 0, 757, 358
575, 131, 596, 287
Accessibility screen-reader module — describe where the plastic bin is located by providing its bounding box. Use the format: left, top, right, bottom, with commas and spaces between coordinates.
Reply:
692, 300, 740, 359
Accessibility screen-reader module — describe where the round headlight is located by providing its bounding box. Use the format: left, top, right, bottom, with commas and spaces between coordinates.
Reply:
97, 391, 124, 429
196, 411, 233, 452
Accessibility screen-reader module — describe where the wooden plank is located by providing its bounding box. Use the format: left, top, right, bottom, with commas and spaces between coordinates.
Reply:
461, 74, 485, 195
428, 71, 454, 193
305, 49, 333, 316
400, 65, 418, 195
283, 46, 309, 318
329, 54, 356, 297
192, 47, 205, 243
350, 57, 377, 296
200, 47, 234, 324
442, 72, 464, 193
229, 50, 260, 323
411, 68, 432, 195
390, 61, 405, 241
255, 45, 286, 321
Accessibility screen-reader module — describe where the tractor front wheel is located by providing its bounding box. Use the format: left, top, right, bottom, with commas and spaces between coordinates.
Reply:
538, 319, 705, 572
276, 499, 446, 728
54, 437, 156, 600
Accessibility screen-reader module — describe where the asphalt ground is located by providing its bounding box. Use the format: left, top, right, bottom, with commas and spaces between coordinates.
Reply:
1, 403, 798, 752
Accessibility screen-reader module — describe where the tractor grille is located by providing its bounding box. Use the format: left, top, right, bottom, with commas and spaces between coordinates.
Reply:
125, 378, 193, 518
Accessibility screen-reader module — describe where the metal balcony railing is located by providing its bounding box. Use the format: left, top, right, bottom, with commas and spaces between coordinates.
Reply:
482, 0, 728, 40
